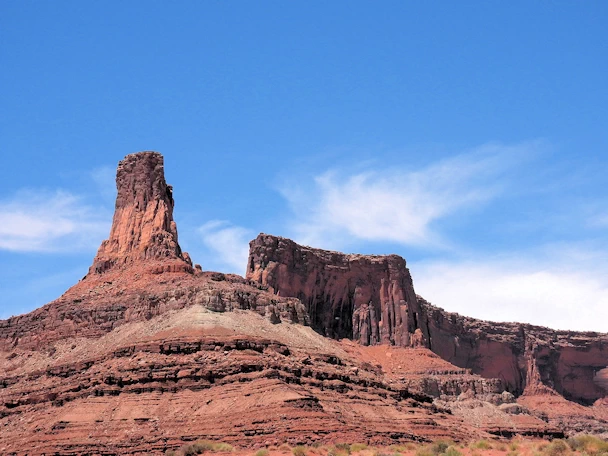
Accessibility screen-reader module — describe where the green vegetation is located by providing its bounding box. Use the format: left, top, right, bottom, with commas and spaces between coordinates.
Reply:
292, 446, 308, 456
541, 439, 570, 456
414, 440, 458, 456
175, 440, 234, 455
470, 440, 493, 450
568, 435, 608, 455
443, 447, 463, 456
328, 444, 351, 456
173, 436, 606, 456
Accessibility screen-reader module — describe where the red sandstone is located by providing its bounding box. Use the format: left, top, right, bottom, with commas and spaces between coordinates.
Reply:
0, 152, 606, 455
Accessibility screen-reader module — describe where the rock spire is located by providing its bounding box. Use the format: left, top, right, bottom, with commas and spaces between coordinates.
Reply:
89, 151, 192, 274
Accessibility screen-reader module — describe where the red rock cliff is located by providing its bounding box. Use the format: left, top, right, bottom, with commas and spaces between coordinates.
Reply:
246, 234, 427, 347
89, 151, 192, 274
0, 154, 307, 352
247, 234, 608, 405
419, 298, 608, 405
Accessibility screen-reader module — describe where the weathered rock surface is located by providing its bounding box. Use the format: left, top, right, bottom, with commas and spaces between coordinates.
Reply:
89, 151, 192, 275
246, 234, 425, 347
419, 297, 608, 405
0, 308, 558, 455
247, 234, 608, 409
0, 152, 605, 454
0, 270, 308, 353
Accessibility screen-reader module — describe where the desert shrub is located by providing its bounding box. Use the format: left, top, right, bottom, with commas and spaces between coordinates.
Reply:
350, 443, 368, 452
181, 446, 198, 456
431, 440, 452, 454
542, 439, 570, 456
293, 446, 308, 456
196, 441, 216, 452
335, 443, 351, 454
413, 441, 460, 456
212, 443, 233, 452
509, 442, 520, 451
166, 451, 177, 456
255, 450, 269, 456
390, 444, 416, 452
470, 440, 492, 450
568, 435, 608, 454
537, 442, 548, 452
327, 446, 350, 456
414, 447, 435, 456
179, 441, 233, 455
496, 443, 507, 451
444, 446, 462, 456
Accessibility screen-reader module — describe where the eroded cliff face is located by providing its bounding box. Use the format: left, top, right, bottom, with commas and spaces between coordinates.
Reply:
247, 234, 608, 406
0, 153, 308, 352
89, 151, 192, 275
1, 152, 606, 452
246, 234, 427, 347
420, 297, 608, 405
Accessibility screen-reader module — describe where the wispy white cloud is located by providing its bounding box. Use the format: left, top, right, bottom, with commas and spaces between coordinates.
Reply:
412, 244, 608, 332
198, 220, 252, 274
0, 190, 109, 253
280, 142, 542, 250
271, 140, 608, 331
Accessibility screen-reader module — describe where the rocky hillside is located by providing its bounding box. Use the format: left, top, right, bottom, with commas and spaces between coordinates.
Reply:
0, 152, 606, 455
247, 234, 608, 406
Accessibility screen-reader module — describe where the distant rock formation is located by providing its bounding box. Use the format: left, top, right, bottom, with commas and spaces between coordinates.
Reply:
89, 151, 192, 275
247, 233, 608, 405
0, 152, 606, 454
246, 234, 426, 347
418, 297, 608, 405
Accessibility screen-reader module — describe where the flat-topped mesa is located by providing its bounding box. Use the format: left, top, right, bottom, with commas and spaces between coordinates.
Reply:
89, 151, 192, 275
247, 234, 608, 405
246, 233, 428, 347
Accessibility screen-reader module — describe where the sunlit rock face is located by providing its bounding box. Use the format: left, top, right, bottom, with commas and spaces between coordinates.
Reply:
418, 297, 608, 403
246, 233, 428, 347
247, 234, 608, 405
0, 153, 606, 455
89, 151, 192, 275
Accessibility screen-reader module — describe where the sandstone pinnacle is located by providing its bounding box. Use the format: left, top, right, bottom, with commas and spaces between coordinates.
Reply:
89, 151, 192, 274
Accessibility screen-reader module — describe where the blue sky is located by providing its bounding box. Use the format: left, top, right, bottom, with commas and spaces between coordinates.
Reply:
1, 2, 607, 331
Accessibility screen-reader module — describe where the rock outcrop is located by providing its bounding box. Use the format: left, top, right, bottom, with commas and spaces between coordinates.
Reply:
419, 297, 608, 405
4, 308, 537, 455
247, 234, 608, 407
89, 151, 192, 275
0, 153, 308, 352
0, 152, 606, 454
246, 234, 426, 347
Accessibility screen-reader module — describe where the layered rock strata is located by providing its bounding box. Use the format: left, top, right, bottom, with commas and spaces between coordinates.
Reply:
0, 308, 557, 455
246, 234, 426, 347
247, 234, 608, 406
419, 297, 608, 405
0, 271, 308, 352
0, 151, 605, 454
0, 153, 308, 351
